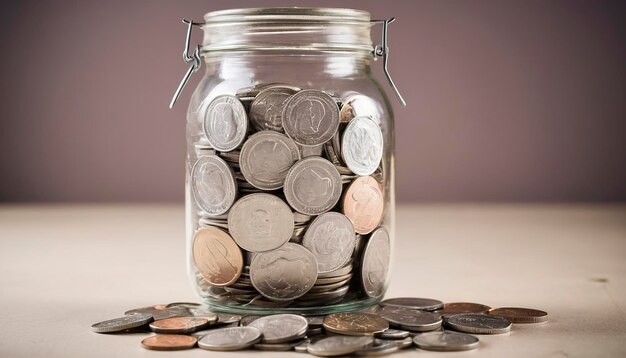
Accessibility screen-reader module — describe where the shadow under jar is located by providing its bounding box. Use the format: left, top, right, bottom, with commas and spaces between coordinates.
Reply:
183, 7, 397, 315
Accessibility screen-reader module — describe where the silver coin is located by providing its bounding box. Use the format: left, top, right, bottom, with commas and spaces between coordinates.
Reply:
239, 315, 263, 326
239, 131, 300, 190
284, 157, 342, 215
294, 335, 325, 353
250, 242, 318, 301
307, 336, 374, 357
445, 314, 512, 335
254, 338, 306, 351
250, 86, 298, 131
318, 263, 353, 278
376, 328, 410, 339
355, 337, 413, 356
412, 331, 479, 351
379, 306, 442, 332
203, 95, 248, 152
342, 116, 383, 176
191, 155, 237, 216
300, 144, 325, 158
91, 313, 153, 333
228, 193, 294, 252
306, 316, 326, 328
360, 227, 391, 298
125, 305, 191, 321
339, 94, 382, 124
299, 284, 349, 301
197, 326, 262, 351
315, 273, 353, 285
215, 313, 243, 325
302, 212, 356, 273
248, 314, 308, 344
380, 297, 444, 312
282, 89, 340, 146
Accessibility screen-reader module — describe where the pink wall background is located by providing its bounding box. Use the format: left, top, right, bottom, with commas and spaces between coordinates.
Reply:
1, 0, 624, 203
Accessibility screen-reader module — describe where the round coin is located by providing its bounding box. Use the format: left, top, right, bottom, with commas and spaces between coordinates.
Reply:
302, 212, 356, 273
149, 317, 210, 334
445, 314, 512, 335
239, 131, 300, 190
282, 89, 340, 146
248, 314, 308, 344
356, 337, 413, 356
250, 86, 298, 131
91, 313, 153, 333
488, 307, 549, 323
307, 335, 374, 357
228, 193, 294, 252
342, 176, 384, 234
197, 326, 262, 351
192, 227, 243, 286
141, 334, 197, 351
380, 297, 443, 312
190, 155, 237, 215
342, 116, 383, 176
412, 331, 479, 351
379, 306, 442, 332
284, 157, 342, 215
438, 302, 491, 317
203, 95, 248, 152
360, 227, 391, 298
339, 94, 382, 124
376, 328, 410, 339
323, 313, 389, 336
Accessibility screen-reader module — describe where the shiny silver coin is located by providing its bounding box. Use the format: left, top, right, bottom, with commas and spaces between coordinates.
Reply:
339, 94, 382, 124
284, 157, 342, 215
197, 326, 262, 351
302, 212, 356, 273
203, 95, 248, 152
250, 242, 318, 301
318, 263, 353, 278
379, 306, 442, 332
254, 338, 306, 351
355, 337, 413, 356
360, 227, 391, 298
380, 297, 443, 312
191, 155, 237, 216
315, 273, 352, 285
247, 314, 308, 344
282, 89, 340, 146
412, 331, 479, 351
376, 328, 410, 339
228, 193, 294, 252
91, 313, 153, 333
342, 116, 383, 176
239, 131, 300, 190
250, 86, 298, 131
307, 336, 374, 357
445, 314, 512, 335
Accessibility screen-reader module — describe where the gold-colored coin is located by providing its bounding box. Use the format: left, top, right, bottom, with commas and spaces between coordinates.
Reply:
192, 227, 243, 287
149, 317, 211, 334
342, 176, 384, 235
141, 334, 197, 351
323, 312, 388, 336
437, 302, 491, 317
488, 307, 549, 323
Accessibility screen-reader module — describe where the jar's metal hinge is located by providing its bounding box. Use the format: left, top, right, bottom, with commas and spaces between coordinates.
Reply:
169, 19, 202, 109
371, 18, 407, 106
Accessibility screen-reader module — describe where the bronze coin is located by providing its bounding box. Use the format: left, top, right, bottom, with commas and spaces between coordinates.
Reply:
342, 176, 384, 235
488, 307, 549, 323
323, 312, 389, 336
149, 317, 211, 334
192, 226, 244, 287
141, 334, 197, 350
438, 302, 491, 318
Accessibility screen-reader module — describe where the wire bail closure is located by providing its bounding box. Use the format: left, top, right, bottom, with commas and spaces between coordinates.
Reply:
372, 18, 407, 106
169, 19, 202, 109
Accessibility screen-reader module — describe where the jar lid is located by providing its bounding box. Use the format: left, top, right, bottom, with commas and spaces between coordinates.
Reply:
203, 7, 371, 24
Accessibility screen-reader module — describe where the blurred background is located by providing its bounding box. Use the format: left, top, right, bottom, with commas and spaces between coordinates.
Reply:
0, 0, 624, 203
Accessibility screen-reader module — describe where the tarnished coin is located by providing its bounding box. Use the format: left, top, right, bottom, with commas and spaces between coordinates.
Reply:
342, 116, 383, 176
250, 86, 298, 131
302, 212, 356, 273
284, 157, 342, 215
307, 335, 374, 357
380, 297, 443, 312
239, 131, 300, 190
149, 317, 210, 334
376, 328, 410, 339
203, 95, 248, 152
438, 302, 491, 317
141, 334, 197, 351
192, 226, 243, 286
282, 89, 340, 146
379, 306, 442, 332
445, 314, 512, 335
342, 176, 384, 234
228, 193, 294, 252
323, 313, 388, 336
339, 94, 382, 124
197, 326, 262, 351
412, 331, 479, 351
191, 155, 237, 215
250, 243, 318, 301
248, 314, 308, 343
355, 337, 413, 356
488, 307, 549, 323
91, 313, 153, 333
360, 227, 391, 298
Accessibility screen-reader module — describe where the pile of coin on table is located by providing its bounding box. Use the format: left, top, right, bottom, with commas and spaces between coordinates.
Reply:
91, 297, 549, 354
189, 84, 389, 308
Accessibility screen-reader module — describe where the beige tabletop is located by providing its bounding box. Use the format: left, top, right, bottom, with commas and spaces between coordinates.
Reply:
0, 204, 625, 357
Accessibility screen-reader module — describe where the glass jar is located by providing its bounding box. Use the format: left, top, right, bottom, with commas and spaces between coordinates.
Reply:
174, 7, 402, 315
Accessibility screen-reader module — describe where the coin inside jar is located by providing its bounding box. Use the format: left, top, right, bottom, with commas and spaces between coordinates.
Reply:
339, 93, 382, 124
282, 89, 340, 146
360, 227, 391, 298
284, 157, 342, 215
302, 212, 356, 273
203, 95, 248, 152
239, 131, 300, 190
342, 116, 383, 176
342, 176, 384, 235
250, 86, 298, 131
190, 155, 237, 216
192, 226, 244, 286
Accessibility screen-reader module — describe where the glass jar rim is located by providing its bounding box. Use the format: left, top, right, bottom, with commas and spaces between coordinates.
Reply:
203, 7, 371, 24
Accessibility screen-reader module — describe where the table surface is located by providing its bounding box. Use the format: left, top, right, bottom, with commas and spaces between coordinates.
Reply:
1, 204, 625, 357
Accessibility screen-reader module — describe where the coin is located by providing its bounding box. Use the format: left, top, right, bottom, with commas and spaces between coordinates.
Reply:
197, 326, 262, 351
165, 302, 201, 309
379, 306, 442, 332
192, 226, 243, 286
323, 313, 388, 336
307, 335, 374, 357
302, 212, 356, 273
355, 337, 413, 356
250, 243, 318, 301
203, 95, 248, 152
91, 313, 153, 333
342, 116, 383, 176
141, 334, 197, 351
339, 94, 381, 124
228, 193, 294, 252
239, 131, 300, 190
375, 328, 410, 339
149, 317, 210, 334
412, 331, 479, 351
360, 227, 390, 298
248, 314, 308, 343
445, 314, 512, 335
300, 144, 325, 158
254, 338, 306, 351
284, 157, 342, 215
250, 86, 298, 131
488, 307, 549, 323
380, 297, 443, 312
438, 302, 491, 317
342, 176, 384, 234
190, 155, 237, 215
282, 89, 340, 146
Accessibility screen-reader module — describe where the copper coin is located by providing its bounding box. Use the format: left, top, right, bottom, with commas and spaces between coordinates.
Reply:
488, 307, 549, 323
323, 312, 389, 336
141, 334, 197, 351
342, 176, 384, 235
438, 302, 491, 318
192, 226, 244, 287
149, 317, 211, 334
